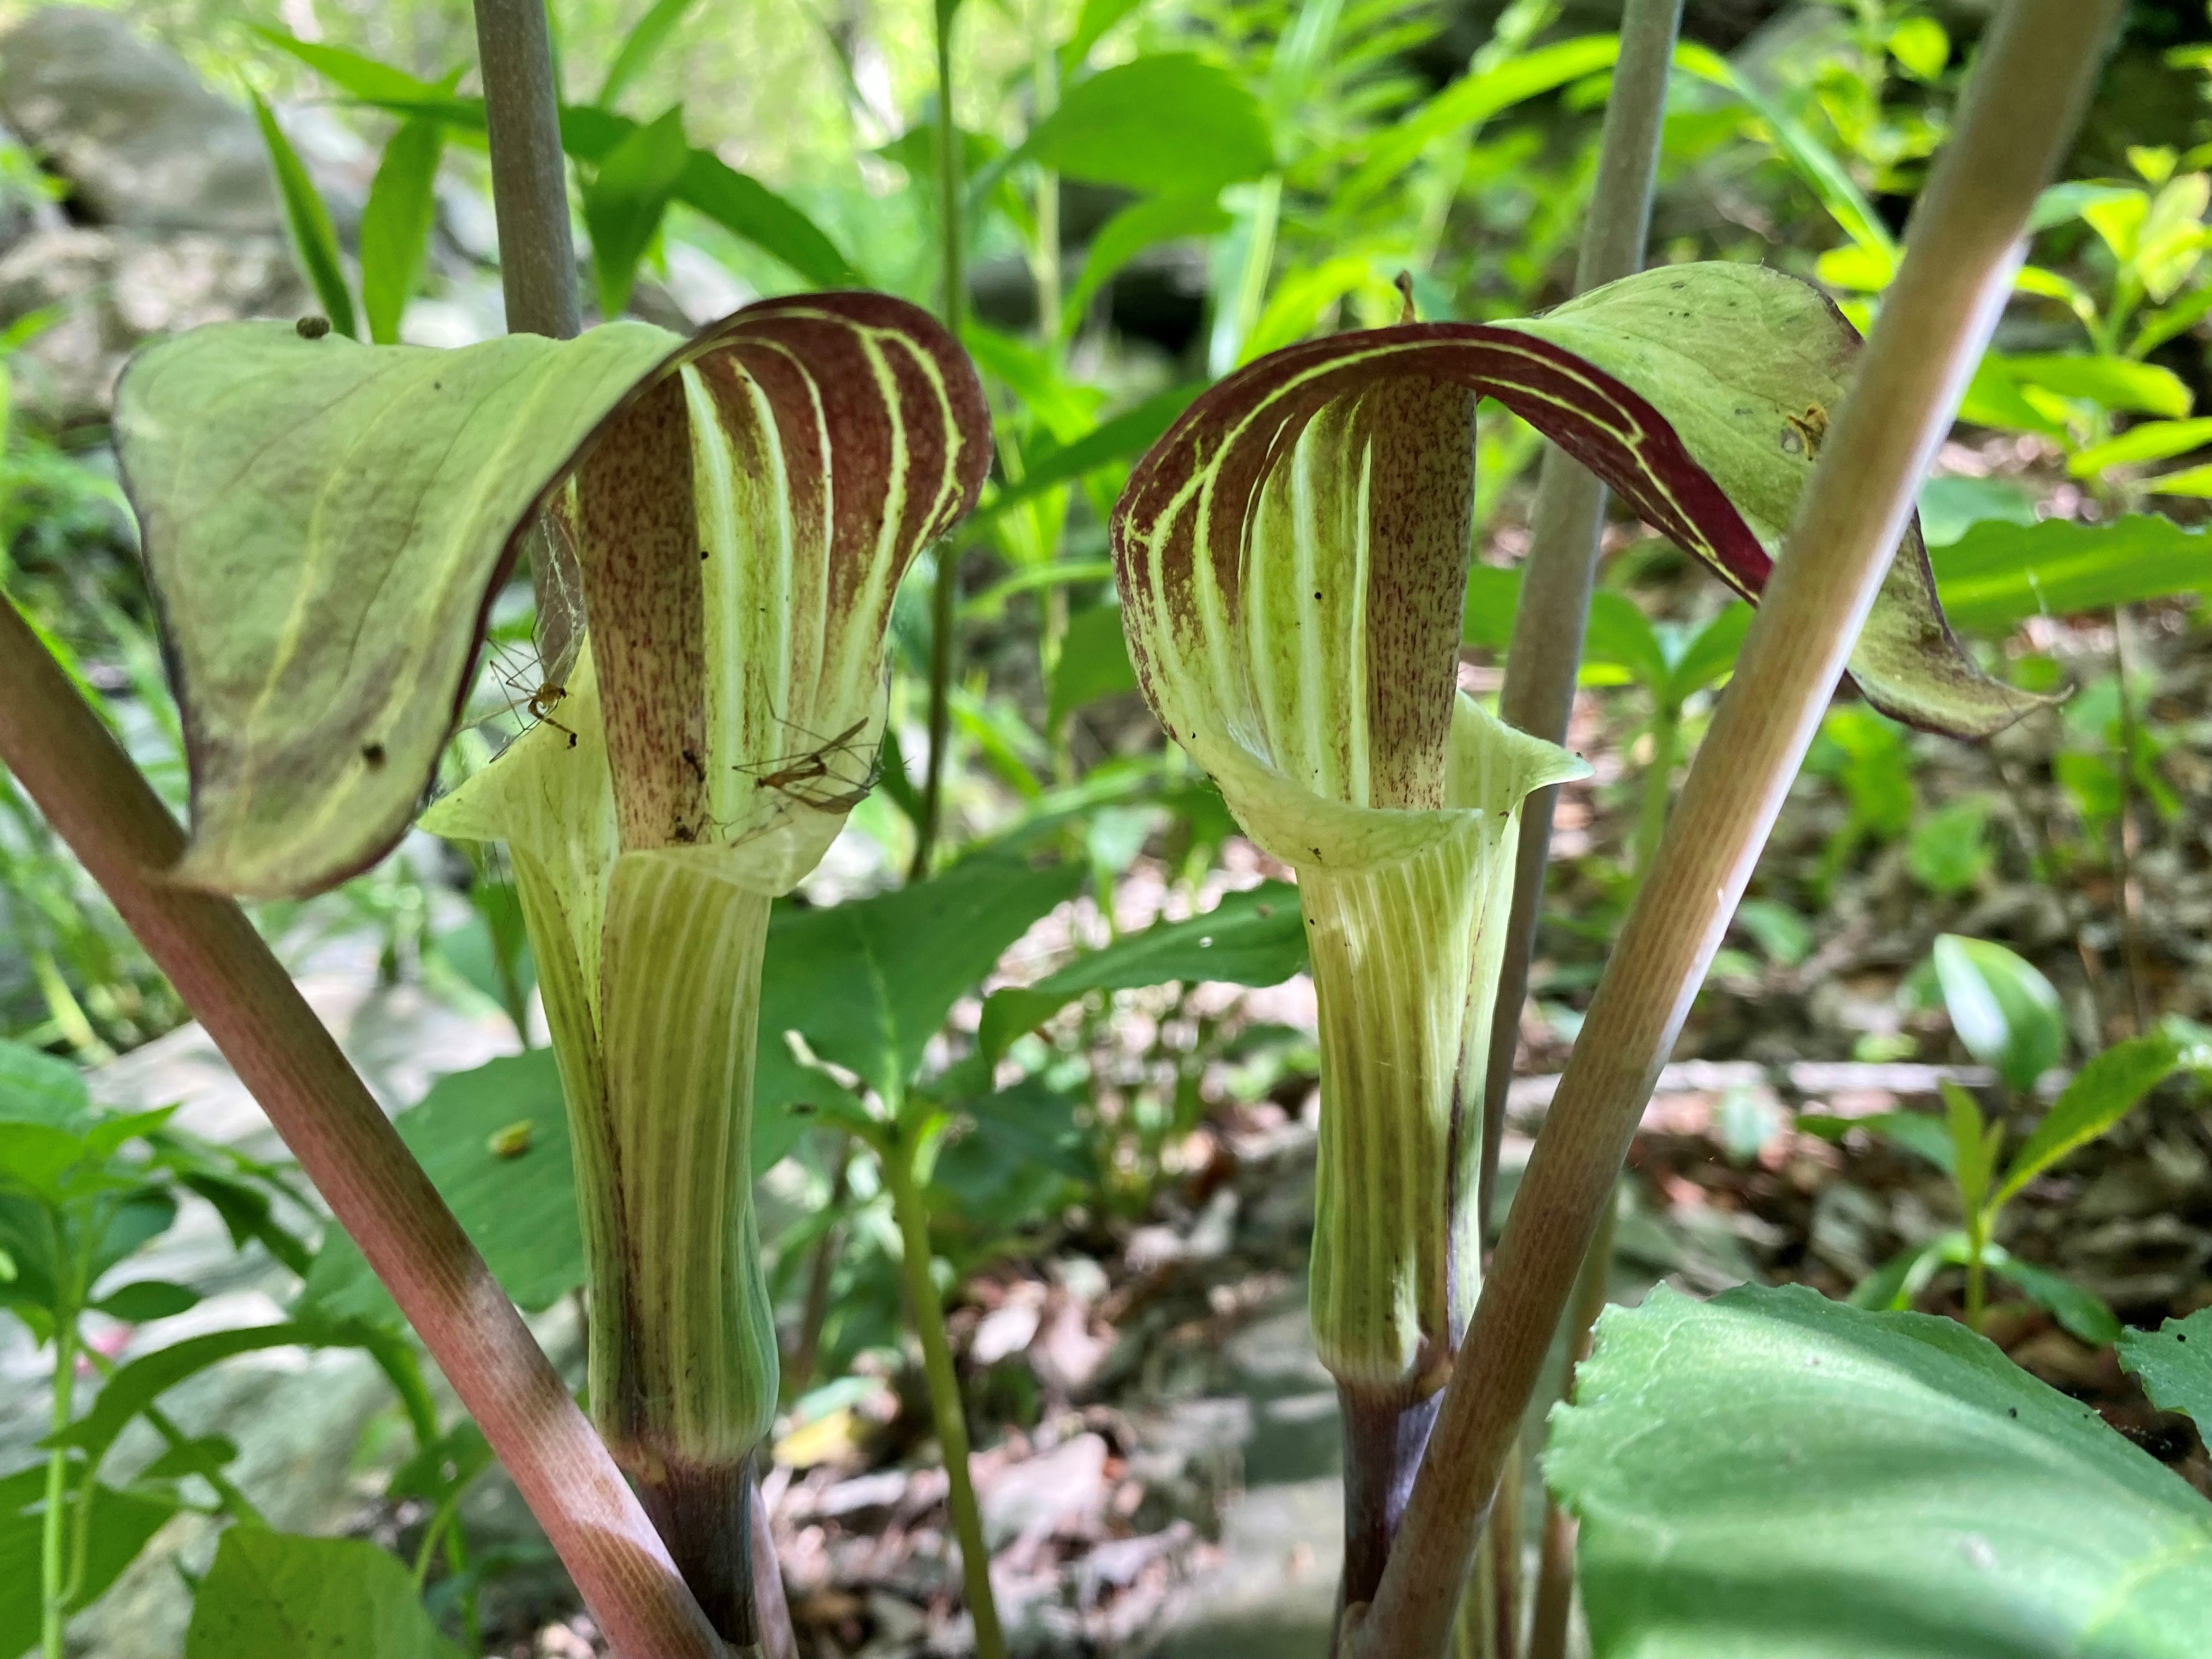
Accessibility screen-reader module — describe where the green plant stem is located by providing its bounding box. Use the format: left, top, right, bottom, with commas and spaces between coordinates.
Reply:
910, 4, 965, 882
0, 595, 723, 1659
884, 1135, 1006, 1659
2109, 604, 2151, 1037
1478, 0, 1684, 1237
787, 1134, 854, 1395
1632, 704, 1681, 878
369, 1337, 479, 1646
1353, 8, 2119, 1655
1965, 1228, 1988, 1335
42, 1316, 77, 1659
1525, 1197, 1616, 1659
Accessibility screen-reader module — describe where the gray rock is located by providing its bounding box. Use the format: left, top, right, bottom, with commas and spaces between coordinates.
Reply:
0, 8, 280, 233
0, 225, 306, 427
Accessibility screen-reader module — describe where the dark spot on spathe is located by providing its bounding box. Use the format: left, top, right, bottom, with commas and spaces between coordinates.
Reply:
296, 316, 331, 339
362, 742, 386, 768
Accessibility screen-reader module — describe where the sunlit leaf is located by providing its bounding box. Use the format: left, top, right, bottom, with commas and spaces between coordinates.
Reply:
597, 0, 699, 110
1063, 192, 1231, 335
1932, 514, 2212, 629
1010, 55, 1272, 193
359, 117, 444, 345
1931, 934, 2064, 1093
2119, 1306, 2212, 1428
1550, 1285, 2212, 1659
184, 1529, 464, 1659
583, 105, 690, 318
1993, 1029, 2187, 1207
1047, 600, 1138, 729
249, 93, 356, 340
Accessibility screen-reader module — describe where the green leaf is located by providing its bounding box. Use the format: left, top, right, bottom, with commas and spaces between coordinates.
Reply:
114, 314, 681, 896
0, 1122, 89, 1198
1059, 0, 1149, 71
249, 93, 357, 340
1582, 593, 1668, 694
91, 1279, 201, 1321
1906, 798, 1993, 896
138, 1433, 241, 1482
1992, 1029, 2186, 1209
2029, 180, 2141, 235
1338, 36, 1624, 218
1063, 193, 1231, 337
1933, 514, 2212, 631
1664, 602, 1752, 704
0, 1468, 179, 1654
1047, 601, 1138, 730
1798, 1109, 1959, 1176
49, 1318, 376, 1468
1732, 896, 1811, 967
251, 28, 442, 104
931, 1077, 1093, 1226
358, 118, 444, 345
2118, 1306, 2212, 1428
2067, 417, 2212, 478
0, 1040, 89, 1129
1932, 934, 2066, 1093
1995, 353, 2194, 418
758, 852, 1086, 1104
299, 1050, 582, 1322
597, 0, 698, 109
1942, 1080, 1994, 1218
675, 150, 863, 288
184, 1528, 465, 1659
974, 383, 1202, 526
977, 881, 1305, 1064
1011, 55, 1272, 193
1916, 475, 2038, 546
1984, 1245, 2121, 1346
583, 105, 690, 319
1845, 1233, 1955, 1310
1887, 15, 1949, 80
1549, 1284, 2212, 1659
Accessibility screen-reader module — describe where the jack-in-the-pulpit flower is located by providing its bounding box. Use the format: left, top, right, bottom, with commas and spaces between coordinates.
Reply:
1111, 261, 2038, 1590
115, 292, 991, 1634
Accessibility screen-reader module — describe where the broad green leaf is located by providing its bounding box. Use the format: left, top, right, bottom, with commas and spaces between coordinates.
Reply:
1462, 563, 1520, 651
676, 149, 863, 289
1942, 1081, 1993, 1218
1886, 15, 1948, 80
932, 1077, 1093, 1226
139, 1433, 241, 1481
1933, 514, 2212, 630
184, 1529, 465, 1659
250, 93, 356, 339
2134, 172, 2209, 303
1549, 1284, 2212, 1659
1932, 934, 2065, 1093
1994, 353, 2194, 418
1731, 896, 1810, 967
1239, 255, 1382, 363
2143, 461, 2212, 497
91, 1278, 201, 1321
597, 0, 699, 109
2030, 180, 2141, 235
1059, 0, 1149, 70
298, 1050, 583, 1322
0, 1121, 89, 1198
1845, 1233, 1955, 1311
1992, 1029, 2187, 1208
1047, 601, 1138, 730
1582, 594, 1668, 694
1336, 36, 1623, 217
0, 1040, 88, 1128
584, 105, 690, 319
1503, 263, 2041, 738
0, 1467, 179, 1656
1916, 475, 2038, 545
1010, 55, 1272, 193
757, 851, 1084, 1103
977, 879, 1306, 1064
972, 383, 1203, 526
2118, 1306, 2212, 1428
359, 118, 444, 345
1063, 193, 1229, 336
115, 316, 679, 895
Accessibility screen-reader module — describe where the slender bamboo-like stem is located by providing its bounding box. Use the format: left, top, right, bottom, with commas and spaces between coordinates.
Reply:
885, 1136, 1007, 1659
1477, 0, 1683, 1242
1352, 8, 2119, 1654
1523, 1198, 1615, 1659
471, 0, 589, 681
910, 5, 966, 881
0, 597, 723, 1659
473, 0, 579, 340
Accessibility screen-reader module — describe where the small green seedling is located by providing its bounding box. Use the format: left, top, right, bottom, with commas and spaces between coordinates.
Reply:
1803, 934, 2200, 1342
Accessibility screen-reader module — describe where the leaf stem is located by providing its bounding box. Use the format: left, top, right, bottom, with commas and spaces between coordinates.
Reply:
1478, 0, 1684, 1236
884, 1132, 1006, 1659
471, 0, 580, 340
1357, 8, 2121, 1654
42, 1316, 77, 1659
0, 595, 723, 1659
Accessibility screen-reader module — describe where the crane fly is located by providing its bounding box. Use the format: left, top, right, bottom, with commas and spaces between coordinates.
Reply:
732, 714, 881, 812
